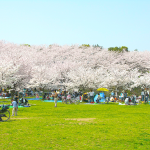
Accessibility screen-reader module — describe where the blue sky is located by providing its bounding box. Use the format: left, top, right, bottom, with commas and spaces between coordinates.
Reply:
0, 0, 150, 51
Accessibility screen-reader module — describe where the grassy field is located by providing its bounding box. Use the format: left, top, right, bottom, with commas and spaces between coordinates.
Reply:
0, 100, 150, 150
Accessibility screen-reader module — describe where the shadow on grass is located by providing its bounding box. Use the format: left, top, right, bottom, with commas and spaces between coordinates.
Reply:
3, 119, 17, 122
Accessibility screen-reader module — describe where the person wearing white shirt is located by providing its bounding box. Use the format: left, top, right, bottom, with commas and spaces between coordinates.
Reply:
88, 90, 94, 102
125, 97, 129, 105
12, 99, 18, 116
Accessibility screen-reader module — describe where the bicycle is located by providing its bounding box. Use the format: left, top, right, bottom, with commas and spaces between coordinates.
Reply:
68, 96, 80, 104
0, 105, 10, 122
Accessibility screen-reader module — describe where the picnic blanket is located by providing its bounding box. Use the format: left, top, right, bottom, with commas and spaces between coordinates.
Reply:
43, 100, 62, 102
118, 103, 125, 105
9, 106, 24, 108
0, 97, 10, 99
9, 105, 30, 108
27, 98, 42, 100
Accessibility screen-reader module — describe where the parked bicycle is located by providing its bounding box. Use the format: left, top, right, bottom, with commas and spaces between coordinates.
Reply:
0, 105, 10, 122
65, 96, 80, 104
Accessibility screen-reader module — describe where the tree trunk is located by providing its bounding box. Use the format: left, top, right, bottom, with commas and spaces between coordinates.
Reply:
11, 90, 16, 100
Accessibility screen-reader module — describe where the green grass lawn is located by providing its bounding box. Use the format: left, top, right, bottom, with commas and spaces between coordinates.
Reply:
0, 100, 150, 150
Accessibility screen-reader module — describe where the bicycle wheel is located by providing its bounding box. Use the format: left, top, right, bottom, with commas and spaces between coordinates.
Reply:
0, 110, 10, 122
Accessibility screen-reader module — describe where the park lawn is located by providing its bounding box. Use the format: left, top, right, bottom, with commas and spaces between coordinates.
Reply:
0, 100, 150, 150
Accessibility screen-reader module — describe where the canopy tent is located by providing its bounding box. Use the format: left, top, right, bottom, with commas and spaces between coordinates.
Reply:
97, 88, 109, 92
94, 92, 105, 102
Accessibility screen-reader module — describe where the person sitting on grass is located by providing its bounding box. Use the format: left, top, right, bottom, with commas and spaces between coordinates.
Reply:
46, 94, 50, 100
19, 97, 28, 106
110, 96, 115, 102
145, 92, 149, 103
114, 96, 117, 101
96, 93, 101, 103
131, 93, 136, 105
125, 97, 130, 105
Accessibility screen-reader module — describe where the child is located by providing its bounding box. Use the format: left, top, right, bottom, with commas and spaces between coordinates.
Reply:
36, 93, 39, 98
11, 99, 18, 116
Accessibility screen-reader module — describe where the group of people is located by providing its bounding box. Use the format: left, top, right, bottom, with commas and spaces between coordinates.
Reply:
43, 89, 82, 107
1, 87, 150, 119
3, 88, 150, 116
110, 89, 150, 105
0, 88, 11, 98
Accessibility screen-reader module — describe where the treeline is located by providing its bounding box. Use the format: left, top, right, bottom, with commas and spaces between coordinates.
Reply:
81, 44, 129, 53
23, 43, 129, 53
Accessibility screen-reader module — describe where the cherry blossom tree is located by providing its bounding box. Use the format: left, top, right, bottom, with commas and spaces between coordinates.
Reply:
1, 40, 150, 95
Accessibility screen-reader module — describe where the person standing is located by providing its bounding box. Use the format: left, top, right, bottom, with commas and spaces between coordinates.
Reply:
147, 88, 149, 102
57, 89, 62, 100
88, 90, 94, 103
141, 89, 145, 101
110, 91, 115, 101
61, 91, 65, 103
14, 94, 19, 109
111, 91, 115, 97
124, 91, 127, 100
120, 91, 124, 102
52, 90, 58, 107
145, 93, 148, 103
67, 92, 71, 104
144, 88, 147, 102
12, 99, 18, 116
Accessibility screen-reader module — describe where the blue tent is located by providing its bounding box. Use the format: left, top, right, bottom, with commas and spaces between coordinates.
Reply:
94, 92, 106, 102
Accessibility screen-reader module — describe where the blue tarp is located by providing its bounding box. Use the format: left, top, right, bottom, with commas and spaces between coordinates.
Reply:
27, 98, 42, 100
0, 97, 10, 99
94, 92, 105, 102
